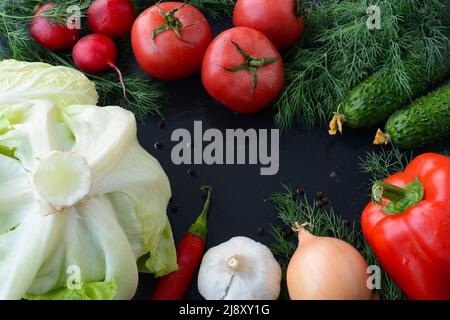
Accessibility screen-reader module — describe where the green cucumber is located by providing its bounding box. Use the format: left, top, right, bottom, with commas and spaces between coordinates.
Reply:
339, 60, 449, 129
375, 83, 450, 149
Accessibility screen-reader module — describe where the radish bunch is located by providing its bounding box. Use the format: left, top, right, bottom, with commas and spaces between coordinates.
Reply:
29, 0, 136, 96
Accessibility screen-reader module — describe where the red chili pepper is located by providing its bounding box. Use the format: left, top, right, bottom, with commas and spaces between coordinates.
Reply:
151, 185, 212, 300
361, 153, 450, 299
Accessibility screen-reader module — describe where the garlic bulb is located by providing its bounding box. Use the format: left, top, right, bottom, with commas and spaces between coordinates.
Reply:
197, 236, 281, 300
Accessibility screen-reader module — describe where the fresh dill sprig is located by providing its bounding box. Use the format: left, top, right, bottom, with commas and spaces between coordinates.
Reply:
275, 0, 450, 130
270, 186, 359, 243
0, 0, 166, 120
361, 243, 405, 300
132, 0, 236, 18
90, 72, 166, 119
131, 0, 156, 13
188, 0, 236, 19
0, 0, 91, 25
269, 185, 406, 300
358, 147, 412, 185
139, 0, 236, 19
270, 225, 295, 299
358, 148, 449, 186
50, 50, 166, 120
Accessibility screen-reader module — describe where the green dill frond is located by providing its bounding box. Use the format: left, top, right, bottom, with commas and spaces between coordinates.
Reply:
270, 185, 360, 248
131, 0, 156, 13
270, 185, 406, 300
270, 225, 295, 299
0, 0, 91, 24
361, 243, 406, 300
358, 147, 412, 184
275, 0, 450, 130
91, 72, 166, 120
188, 0, 236, 19
270, 225, 297, 259
132, 0, 236, 17
48, 51, 166, 120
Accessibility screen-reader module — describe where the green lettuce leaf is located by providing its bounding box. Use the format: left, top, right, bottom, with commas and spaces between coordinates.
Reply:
24, 280, 118, 300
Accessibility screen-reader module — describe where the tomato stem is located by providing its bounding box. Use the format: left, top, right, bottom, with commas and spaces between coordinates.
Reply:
187, 185, 212, 240
152, 2, 188, 44
224, 40, 278, 95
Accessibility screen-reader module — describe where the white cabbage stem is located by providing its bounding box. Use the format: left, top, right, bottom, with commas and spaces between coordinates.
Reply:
32, 151, 92, 212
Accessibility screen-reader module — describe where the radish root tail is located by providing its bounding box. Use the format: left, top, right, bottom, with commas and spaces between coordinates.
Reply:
107, 61, 128, 100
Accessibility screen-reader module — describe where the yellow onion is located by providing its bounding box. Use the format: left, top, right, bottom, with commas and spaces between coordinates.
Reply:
287, 224, 372, 300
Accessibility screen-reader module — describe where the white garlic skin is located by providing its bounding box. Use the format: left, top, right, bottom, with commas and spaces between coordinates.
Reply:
197, 236, 282, 300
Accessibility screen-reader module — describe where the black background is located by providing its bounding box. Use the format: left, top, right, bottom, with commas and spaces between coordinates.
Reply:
0, 1, 447, 306
131, 18, 449, 300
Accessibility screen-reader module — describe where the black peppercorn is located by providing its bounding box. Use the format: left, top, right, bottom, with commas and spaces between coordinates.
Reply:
320, 196, 329, 206
154, 142, 163, 150
282, 226, 293, 238
257, 227, 264, 236
171, 201, 181, 212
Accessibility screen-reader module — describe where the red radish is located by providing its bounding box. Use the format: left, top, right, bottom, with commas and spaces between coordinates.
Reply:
88, 0, 135, 39
72, 34, 127, 97
29, 3, 80, 51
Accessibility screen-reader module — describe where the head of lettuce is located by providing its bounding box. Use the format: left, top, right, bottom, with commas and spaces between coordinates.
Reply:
0, 60, 177, 300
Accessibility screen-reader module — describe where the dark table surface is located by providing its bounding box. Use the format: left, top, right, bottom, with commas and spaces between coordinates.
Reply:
0, 3, 447, 303
131, 18, 449, 300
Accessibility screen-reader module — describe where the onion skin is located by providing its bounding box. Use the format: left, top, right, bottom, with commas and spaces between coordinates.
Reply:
287, 227, 372, 300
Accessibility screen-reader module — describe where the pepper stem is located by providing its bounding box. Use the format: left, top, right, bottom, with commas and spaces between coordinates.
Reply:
187, 185, 212, 240
372, 181, 406, 204
371, 177, 424, 215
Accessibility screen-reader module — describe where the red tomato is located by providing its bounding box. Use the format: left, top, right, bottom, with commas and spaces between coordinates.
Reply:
233, 0, 305, 50
202, 27, 284, 114
29, 3, 81, 51
131, 2, 212, 80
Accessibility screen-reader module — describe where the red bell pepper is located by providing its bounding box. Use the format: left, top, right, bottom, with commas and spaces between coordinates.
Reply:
361, 152, 450, 300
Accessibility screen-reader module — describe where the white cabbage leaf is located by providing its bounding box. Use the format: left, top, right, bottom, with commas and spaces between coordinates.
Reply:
0, 60, 177, 300
0, 59, 98, 108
